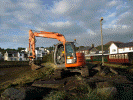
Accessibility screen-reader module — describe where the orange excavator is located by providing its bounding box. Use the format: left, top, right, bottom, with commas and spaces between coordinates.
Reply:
29, 30, 89, 77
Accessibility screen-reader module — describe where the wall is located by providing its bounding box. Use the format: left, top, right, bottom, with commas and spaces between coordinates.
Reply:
4, 52, 8, 61
119, 47, 133, 53
109, 43, 118, 54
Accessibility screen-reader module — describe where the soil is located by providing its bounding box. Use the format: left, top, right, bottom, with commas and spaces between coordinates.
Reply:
1, 62, 133, 100
0, 65, 31, 83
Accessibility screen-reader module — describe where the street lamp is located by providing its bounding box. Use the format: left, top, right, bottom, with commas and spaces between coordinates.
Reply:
100, 17, 104, 66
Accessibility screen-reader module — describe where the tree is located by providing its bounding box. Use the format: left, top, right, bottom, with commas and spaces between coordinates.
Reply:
17, 47, 25, 52
75, 47, 79, 51
79, 46, 85, 48
0, 47, 6, 55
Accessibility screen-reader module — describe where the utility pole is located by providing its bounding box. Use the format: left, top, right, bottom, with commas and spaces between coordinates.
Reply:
100, 17, 104, 66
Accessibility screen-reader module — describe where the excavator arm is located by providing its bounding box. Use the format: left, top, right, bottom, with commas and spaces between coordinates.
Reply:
29, 30, 66, 60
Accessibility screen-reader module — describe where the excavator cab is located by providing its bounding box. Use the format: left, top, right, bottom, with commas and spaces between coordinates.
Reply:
54, 42, 76, 66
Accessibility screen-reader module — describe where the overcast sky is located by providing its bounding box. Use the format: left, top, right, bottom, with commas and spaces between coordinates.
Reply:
0, 0, 133, 49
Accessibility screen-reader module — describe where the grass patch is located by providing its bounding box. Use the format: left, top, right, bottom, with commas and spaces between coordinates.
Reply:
12, 64, 55, 86
43, 85, 107, 100
42, 53, 54, 63
0, 63, 55, 93
89, 62, 131, 69
0, 61, 29, 68
43, 91, 67, 100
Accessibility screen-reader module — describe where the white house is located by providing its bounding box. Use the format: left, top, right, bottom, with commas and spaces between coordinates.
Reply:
35, 50, 43, 60
4, 51, 29, 61
19, 51, 29, 61
109, 42, 133, 54
24, 47, 52, 60
4, 51, 19, 61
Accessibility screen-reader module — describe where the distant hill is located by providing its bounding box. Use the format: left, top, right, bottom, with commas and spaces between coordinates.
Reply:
105, 41, 123, 45
96, 41, 124, 51
96, 44, 110, 51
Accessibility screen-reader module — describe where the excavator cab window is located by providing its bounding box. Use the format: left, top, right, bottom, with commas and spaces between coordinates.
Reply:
54, 42, 76, 65
55, 44, 65, 64
65, 42, 76, 64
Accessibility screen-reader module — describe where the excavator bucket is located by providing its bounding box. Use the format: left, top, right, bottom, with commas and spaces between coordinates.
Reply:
31, 63, 42, 70
29, 60, 42, 70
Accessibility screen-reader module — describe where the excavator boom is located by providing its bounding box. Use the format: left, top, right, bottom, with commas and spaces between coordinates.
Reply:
29, 30, 66, 60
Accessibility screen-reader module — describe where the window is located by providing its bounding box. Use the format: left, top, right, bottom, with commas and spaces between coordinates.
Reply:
129, 47, 131, 50
121, 54, 124, 59
37, 54, 41, 57
85, 51, 88, 54
85, 56, 90, 59
90, 51, 96, 54
109, 55, 111, 59
99, 51, 104, 53
109, 55, 114, 59
20, 54, 22, 56
24, 54, 28, 58
8, 54, 12, 57
119, 54, 121, 59
38, 50, 41, 53
113, 55, 115, 59
20, 58, 22, 61
125, 54, 128, 59
14, 58, 17, 61
112, 49, 116, 52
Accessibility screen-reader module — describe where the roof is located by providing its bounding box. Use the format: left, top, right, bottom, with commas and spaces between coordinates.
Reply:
90, 47, 98, 51
103, 50, 109, 54
113, 42, 133, 48
113, 42, 123, 47
77, 46, 92, 51
105, 41, 123, 45
7, 51, 18, 54
20, 51, 28, 54
119, 42, 133, 48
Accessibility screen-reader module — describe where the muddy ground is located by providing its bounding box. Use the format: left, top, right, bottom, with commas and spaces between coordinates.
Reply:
0, 62, 133, 100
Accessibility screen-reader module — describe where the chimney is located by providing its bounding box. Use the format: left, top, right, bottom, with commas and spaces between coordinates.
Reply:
91, 44, 94, 48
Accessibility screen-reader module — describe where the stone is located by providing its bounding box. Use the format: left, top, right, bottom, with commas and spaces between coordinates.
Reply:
1, 88, 25, 100
1, 87, 47, 100
96, 87, 117, 98
93, 66, 101, 71
99, 67, 111, 76
110, 68, 118, 75
96, 81, 113, 88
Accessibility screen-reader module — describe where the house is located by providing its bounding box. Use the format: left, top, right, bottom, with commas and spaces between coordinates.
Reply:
77, 44, 98, 60
77, 44, 98, 55
19, 51, 29, 61
94, 50, 109, 56
36, 47, 51, 57
109, 42, 133, 54
35, 50, 43, 60
24, 47, 53, 60
4, 51, 29, 61
4, 51, 19, 61
89, 44, 98, 54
